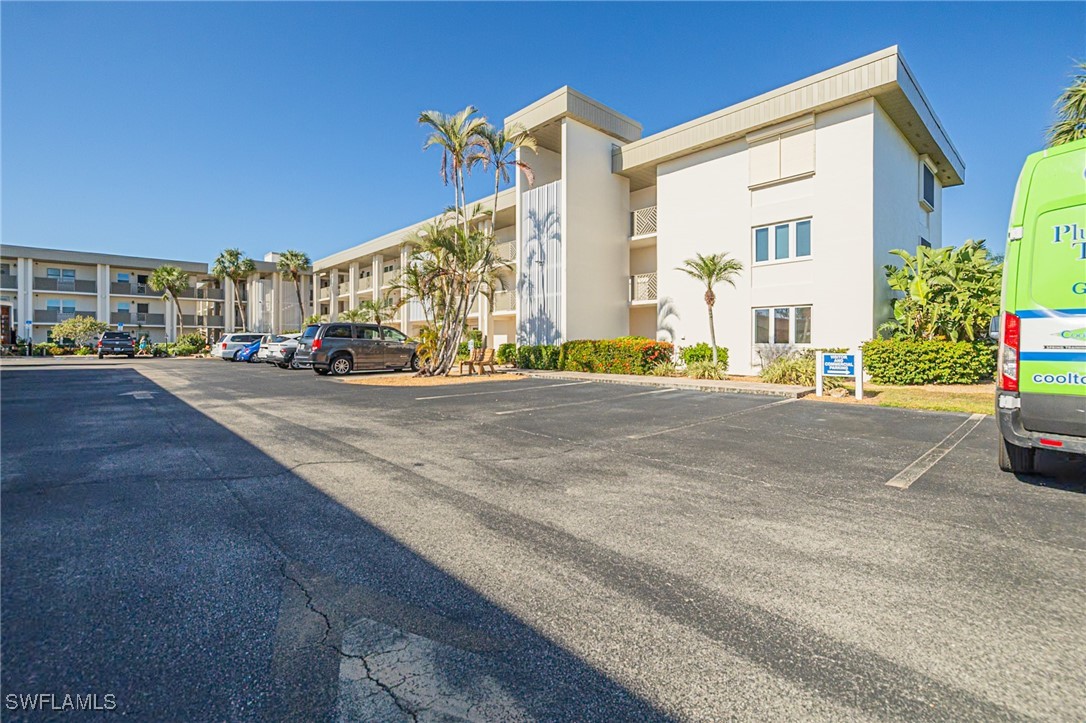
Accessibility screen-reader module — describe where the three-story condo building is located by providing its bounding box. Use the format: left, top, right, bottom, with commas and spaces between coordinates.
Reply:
313, 46, 963, 374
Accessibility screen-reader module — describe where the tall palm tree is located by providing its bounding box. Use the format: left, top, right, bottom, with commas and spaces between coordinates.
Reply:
148, 265, 191, 338
212, 248, 256, 330
418, 107, 488, 231
276, 249, 310, 321
676, 252, 744, 365
473, 122, 537, 234
1047, 61, 1086, 147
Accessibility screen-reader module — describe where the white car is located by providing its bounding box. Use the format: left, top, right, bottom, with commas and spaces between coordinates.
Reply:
211, 333, 264, 361
263, 334, 302, 368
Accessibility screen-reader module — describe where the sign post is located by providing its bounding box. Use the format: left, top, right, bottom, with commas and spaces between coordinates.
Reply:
816, 351, 863, 400
24, 319, 31, 357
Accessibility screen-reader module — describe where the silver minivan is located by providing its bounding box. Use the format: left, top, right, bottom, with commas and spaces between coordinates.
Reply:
212, 333, 265, 361
294, 323, 419, 376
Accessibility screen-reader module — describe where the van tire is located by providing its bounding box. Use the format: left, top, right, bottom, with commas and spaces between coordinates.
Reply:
409, 354, 420, 372
314, 368, 330, 376
998, 435, 1035, 474
329, 355, 352, 376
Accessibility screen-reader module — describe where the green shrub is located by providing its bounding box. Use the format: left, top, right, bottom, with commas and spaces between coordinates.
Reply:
37, 342, 61, 356
151, 343, 171, 358
558, 338, 673, 375
680, 343, 728, 371
760, 349, 847, 388
172, 343, 199, 356
862, 339, 996, 385
175, 332, 207, 351
686, 360, 727, 380
457, 329, 485, 360
651, 360, 680, 377
516, 344, 561, 369
497, 343, 517, 365
73, 346, 93, 356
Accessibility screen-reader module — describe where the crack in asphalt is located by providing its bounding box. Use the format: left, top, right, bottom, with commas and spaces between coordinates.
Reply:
281, 565, 420, 723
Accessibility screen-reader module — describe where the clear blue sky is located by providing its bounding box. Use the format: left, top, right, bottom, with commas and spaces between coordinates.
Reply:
3, 2, 1083, 263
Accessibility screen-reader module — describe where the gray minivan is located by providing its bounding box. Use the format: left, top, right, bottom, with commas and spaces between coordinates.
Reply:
294, 323, 419, 376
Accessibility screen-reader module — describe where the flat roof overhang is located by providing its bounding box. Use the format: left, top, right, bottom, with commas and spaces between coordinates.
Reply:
612, 46, 965, 191
504, 86, 643, 153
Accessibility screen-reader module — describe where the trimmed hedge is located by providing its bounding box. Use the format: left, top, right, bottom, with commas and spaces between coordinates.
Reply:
516, 344, 561, 370
559, 337, 674, 375
680, 342, 729, 371
861, 339, 996, 385
496, 343, 517, 365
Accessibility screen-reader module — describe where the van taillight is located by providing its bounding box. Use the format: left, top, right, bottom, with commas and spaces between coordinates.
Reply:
222, 342, 227, 350
1000, 312, 1020, 392
312, 339, 321, 351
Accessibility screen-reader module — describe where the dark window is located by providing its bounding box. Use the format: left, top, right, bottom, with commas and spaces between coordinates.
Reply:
919, 237, 931, 249
324, 325, 352, 339
356, 326, 379, 340
137, 303, 149, 313
921, 164, 936, 209
382, 328, 406, 342
301, 325, 320, 339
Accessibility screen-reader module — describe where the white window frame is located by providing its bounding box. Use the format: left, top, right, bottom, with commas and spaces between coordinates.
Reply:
753, 305, 813, 345
752, 218, 813, 266
919, 157, 936, 212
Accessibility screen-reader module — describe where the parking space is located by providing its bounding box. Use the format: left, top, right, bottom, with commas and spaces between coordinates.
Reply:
3, 358, 1084, 720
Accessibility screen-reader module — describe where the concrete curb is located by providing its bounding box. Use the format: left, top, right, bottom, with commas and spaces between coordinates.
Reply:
511, 370, 813, 399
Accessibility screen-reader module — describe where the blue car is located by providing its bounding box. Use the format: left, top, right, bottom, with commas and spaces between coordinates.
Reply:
233, 339, 263, 363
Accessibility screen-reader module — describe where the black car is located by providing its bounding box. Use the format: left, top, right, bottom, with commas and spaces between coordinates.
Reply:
98, 331, 135, 359
293, 323, 419, 376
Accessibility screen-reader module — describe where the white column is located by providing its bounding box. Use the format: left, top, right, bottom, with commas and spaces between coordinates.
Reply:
272, 272, 282, 334
311, 272, 320, 320
247, 273, 260, 331
17, 257, 32, 340
479, 295, 491, 348
96, 264, 110, 323
398, 246, 410, 330
372, 255, 383, 301
348, 262, 358, 311
328, 269, 339, 321
225, 277, 236, 332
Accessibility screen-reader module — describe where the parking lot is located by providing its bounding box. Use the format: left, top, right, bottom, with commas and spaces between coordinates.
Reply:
2, 358, 1084, 720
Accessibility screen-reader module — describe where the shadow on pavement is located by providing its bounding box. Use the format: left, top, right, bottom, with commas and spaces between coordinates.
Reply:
0, 368, 671, 721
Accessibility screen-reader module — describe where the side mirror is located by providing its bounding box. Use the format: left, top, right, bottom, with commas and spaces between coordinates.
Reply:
988, 316, 1000, 342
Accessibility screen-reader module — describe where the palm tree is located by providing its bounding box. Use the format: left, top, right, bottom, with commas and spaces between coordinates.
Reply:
212, 248, 256, 329
1047, 61, 1086, 147
148, 265, 191, 338
418, 106, 488, 231
473, 122, 537, 234
358, 296, 402, 339
676, 253, 744, 365
276, 249, 310, 321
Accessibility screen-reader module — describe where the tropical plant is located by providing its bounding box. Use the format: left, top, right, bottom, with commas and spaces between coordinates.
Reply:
50, 315, 107, 348
473, 122, 537, 231
304, 313, 326, 326
212, 248, 256, 329
276, 249, 311, 320
1047, 60, 1086, 147
148, 265, 191, 337
878, 239, 1002, 342
418, 106, 488, 232
357, 296, 402, 338
760, 350, 844, 388
686, 360, 727, 380
676, 253, 743, 364
651, 359, 680, 377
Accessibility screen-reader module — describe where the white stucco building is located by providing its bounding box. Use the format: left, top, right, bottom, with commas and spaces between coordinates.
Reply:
315, 46, 965, 374
0, 246, 311, 343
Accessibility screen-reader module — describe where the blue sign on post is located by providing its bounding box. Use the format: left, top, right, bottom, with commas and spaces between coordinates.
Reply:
816, 351, 863, 399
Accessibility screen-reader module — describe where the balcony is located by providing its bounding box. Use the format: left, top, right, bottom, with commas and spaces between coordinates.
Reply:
318, 286, 331, 301
33, 309, 96, 323
34, 277, 97, 294
492, 290, 516, 313
181, 314, 225, 328
631, 205, 658, 237
358, 276, 373, 292
0, 273, 17, 289
110, 312, 166, 326
629, 272, 657, 304
179, 286, 225, 301
380, 268, 400, 288
494, 240, 516, 263
110, 281, 158, 296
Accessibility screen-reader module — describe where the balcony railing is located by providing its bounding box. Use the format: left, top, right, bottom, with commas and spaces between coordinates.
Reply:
631, 205, 658, 237
34, 309, 96, 323
380, 268, 400, 287
111, 312, 166, 326
110, 282, 157, 296
494, 240, 516, 262
492, 290, 516, 313
0, 273, 17, 289
181, 314, 225, 328
630, 272, 657, 303
34, 278, 97, 293
179, 286, 226, 300
319, 286, 331, 301
338, 282, 350, 297
358, 276, 373, 291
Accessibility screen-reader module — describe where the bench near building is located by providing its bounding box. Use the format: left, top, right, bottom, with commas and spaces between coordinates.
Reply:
313, 45, 963, 375
0, 246, 311, 344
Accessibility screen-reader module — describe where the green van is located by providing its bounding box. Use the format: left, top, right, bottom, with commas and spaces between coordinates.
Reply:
996, 137, 1086, 473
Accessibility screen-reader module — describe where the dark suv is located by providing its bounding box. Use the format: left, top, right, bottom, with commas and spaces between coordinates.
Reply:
294, 323, 419, 376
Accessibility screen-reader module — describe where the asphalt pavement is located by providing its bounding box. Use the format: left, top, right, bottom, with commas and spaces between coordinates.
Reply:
2, 358, 1083, 721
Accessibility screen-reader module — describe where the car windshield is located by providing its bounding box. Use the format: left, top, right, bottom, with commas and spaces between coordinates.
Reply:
103, 332, 130, 339
301, 325, 320, 339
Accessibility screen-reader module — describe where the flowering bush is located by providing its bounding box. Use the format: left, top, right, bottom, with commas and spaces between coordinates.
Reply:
559, 337, 674, 375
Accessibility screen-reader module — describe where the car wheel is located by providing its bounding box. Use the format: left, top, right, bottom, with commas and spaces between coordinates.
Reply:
277, 362, 289, 369
314, 367, 330, 376
409, 354, 420, 372
329, 355, 352, 376
231, 350, 241, 362
998, 435, 1036, 474
289, 356, 301, 370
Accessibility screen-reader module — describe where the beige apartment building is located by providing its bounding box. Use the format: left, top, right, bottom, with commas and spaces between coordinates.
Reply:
313, 46, 964, 374
0, 246, 311, 344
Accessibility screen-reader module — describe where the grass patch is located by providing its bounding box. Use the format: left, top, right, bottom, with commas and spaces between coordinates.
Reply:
803, 382, 994, 415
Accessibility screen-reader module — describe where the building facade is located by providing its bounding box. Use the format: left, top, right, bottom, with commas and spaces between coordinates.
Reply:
0, 246, 311, 344
313, 46, 964, 374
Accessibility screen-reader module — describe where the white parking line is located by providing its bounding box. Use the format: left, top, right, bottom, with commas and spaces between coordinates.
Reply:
493, 386, 677, 416
626, 398, 796, 440
415, 380, 591, 401
885, 413, 986, 490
